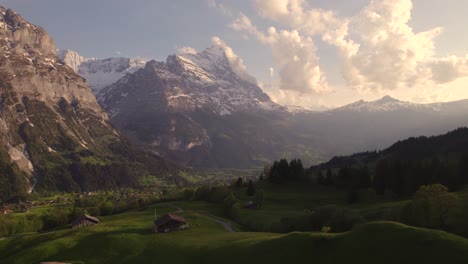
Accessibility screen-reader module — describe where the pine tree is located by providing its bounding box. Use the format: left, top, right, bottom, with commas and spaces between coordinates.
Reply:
235, 177, 243, 187
317, 171, 325, 184
325, 169, 334, 186
246, 180, 256, 196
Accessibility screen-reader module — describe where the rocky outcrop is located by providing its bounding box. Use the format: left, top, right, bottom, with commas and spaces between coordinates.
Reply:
0, 7, 110, 177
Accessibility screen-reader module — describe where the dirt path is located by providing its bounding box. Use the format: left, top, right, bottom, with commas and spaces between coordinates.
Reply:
202, 214, 235, 233
168, 204, 235, 232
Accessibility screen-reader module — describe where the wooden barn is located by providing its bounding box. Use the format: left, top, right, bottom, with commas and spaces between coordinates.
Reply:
154, 213, 188, 233
71, 214, 100, 229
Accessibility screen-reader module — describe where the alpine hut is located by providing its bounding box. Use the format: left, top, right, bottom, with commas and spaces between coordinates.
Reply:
154, 213, 188, 233
71, 214, 100, 228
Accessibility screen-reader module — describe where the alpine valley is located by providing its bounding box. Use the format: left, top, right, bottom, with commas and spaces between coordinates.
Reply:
4, 4, 468, 264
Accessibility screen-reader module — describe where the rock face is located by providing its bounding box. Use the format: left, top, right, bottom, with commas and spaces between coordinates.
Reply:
58, 50, 145, 93
0, 6, 171, 199
0, 7, 105, 174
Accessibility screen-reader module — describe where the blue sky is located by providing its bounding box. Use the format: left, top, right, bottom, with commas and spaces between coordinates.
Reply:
2, 0, 468, 108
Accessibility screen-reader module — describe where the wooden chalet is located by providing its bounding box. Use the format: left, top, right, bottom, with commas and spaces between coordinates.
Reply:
71, 214, 100, 228
154, 213, 188, 233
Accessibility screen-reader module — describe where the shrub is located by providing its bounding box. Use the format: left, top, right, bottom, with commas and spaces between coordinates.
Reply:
100, 201, 114, 216
310, 205, 363, 232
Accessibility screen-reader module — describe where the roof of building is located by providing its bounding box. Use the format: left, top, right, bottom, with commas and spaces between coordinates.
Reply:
71, 214, 100, 226
154, 213, 187, 227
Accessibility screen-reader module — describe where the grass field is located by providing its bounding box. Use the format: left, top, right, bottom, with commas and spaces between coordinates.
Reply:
233, 182, 409, 230
1, 200, 468, 264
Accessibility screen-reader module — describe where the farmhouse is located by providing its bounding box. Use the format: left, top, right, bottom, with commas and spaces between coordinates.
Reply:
154, 213, 188, 233
71, 214, 100, 228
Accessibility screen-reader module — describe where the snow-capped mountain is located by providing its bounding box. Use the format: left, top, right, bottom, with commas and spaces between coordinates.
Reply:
58, 50, 145, 93
99, 45, 283, 116
330, 95, 468, 114
57, 49, 87, 72
95, 44, 295, 167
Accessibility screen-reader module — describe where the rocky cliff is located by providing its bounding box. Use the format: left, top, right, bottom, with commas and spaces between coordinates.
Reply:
0, 6, 173, 201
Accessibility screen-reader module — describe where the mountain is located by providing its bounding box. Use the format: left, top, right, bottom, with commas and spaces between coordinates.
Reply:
99, 45, 284, 116
331, 95, 468, 113
96, 44, 315, 168
92, 41, 468, 168
296, 96, 468, 156
58, 50, 146, 93
0, 7, 174, 202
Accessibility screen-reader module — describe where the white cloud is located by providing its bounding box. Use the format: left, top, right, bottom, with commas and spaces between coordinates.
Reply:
234, 0, 468, 104
231, 14, 329, 94
207, 0, 232, 17
340, 0, 443, 91
428, 55, 468, 84
177, 46, 197, 55
211, 37, 257, 84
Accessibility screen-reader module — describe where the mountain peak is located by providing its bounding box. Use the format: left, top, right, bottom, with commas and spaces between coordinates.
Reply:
58, 49, 146, 93
177, 38, 257, 85
376, 95, 400, 103
0, 5, 55, 55
333, 96, 413, 112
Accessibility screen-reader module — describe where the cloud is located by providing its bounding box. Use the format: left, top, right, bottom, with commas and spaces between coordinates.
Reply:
428, 55, 468, 84
253, 0, 352, 48
339, 0, 443, 91
236, 0, 468, 99
207, 0, 232, 17
269, 67, 274, 78
177, 46, 197, 55
211, 37, 257, 84
231, 14, 329, 94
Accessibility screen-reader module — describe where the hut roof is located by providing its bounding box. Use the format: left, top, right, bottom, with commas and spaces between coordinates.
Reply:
71, 214, 100, 225
154, 213, 187, 227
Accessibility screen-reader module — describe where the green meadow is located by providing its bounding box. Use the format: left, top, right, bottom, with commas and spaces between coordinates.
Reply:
2, 199, 468, 264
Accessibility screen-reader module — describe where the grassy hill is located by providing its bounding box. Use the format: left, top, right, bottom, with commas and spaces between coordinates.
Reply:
1, 201, 468, 264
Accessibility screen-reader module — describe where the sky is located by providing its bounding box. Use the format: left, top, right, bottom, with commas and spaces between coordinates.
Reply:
1, 0, 468, 109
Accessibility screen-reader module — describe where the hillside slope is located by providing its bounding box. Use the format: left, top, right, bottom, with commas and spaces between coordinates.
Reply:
1, 204, 467, 264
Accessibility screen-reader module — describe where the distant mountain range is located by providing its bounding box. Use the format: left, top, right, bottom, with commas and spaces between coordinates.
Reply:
332, 95, 468, 113
58, 48, 468, 170
57, 47, 468, 168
